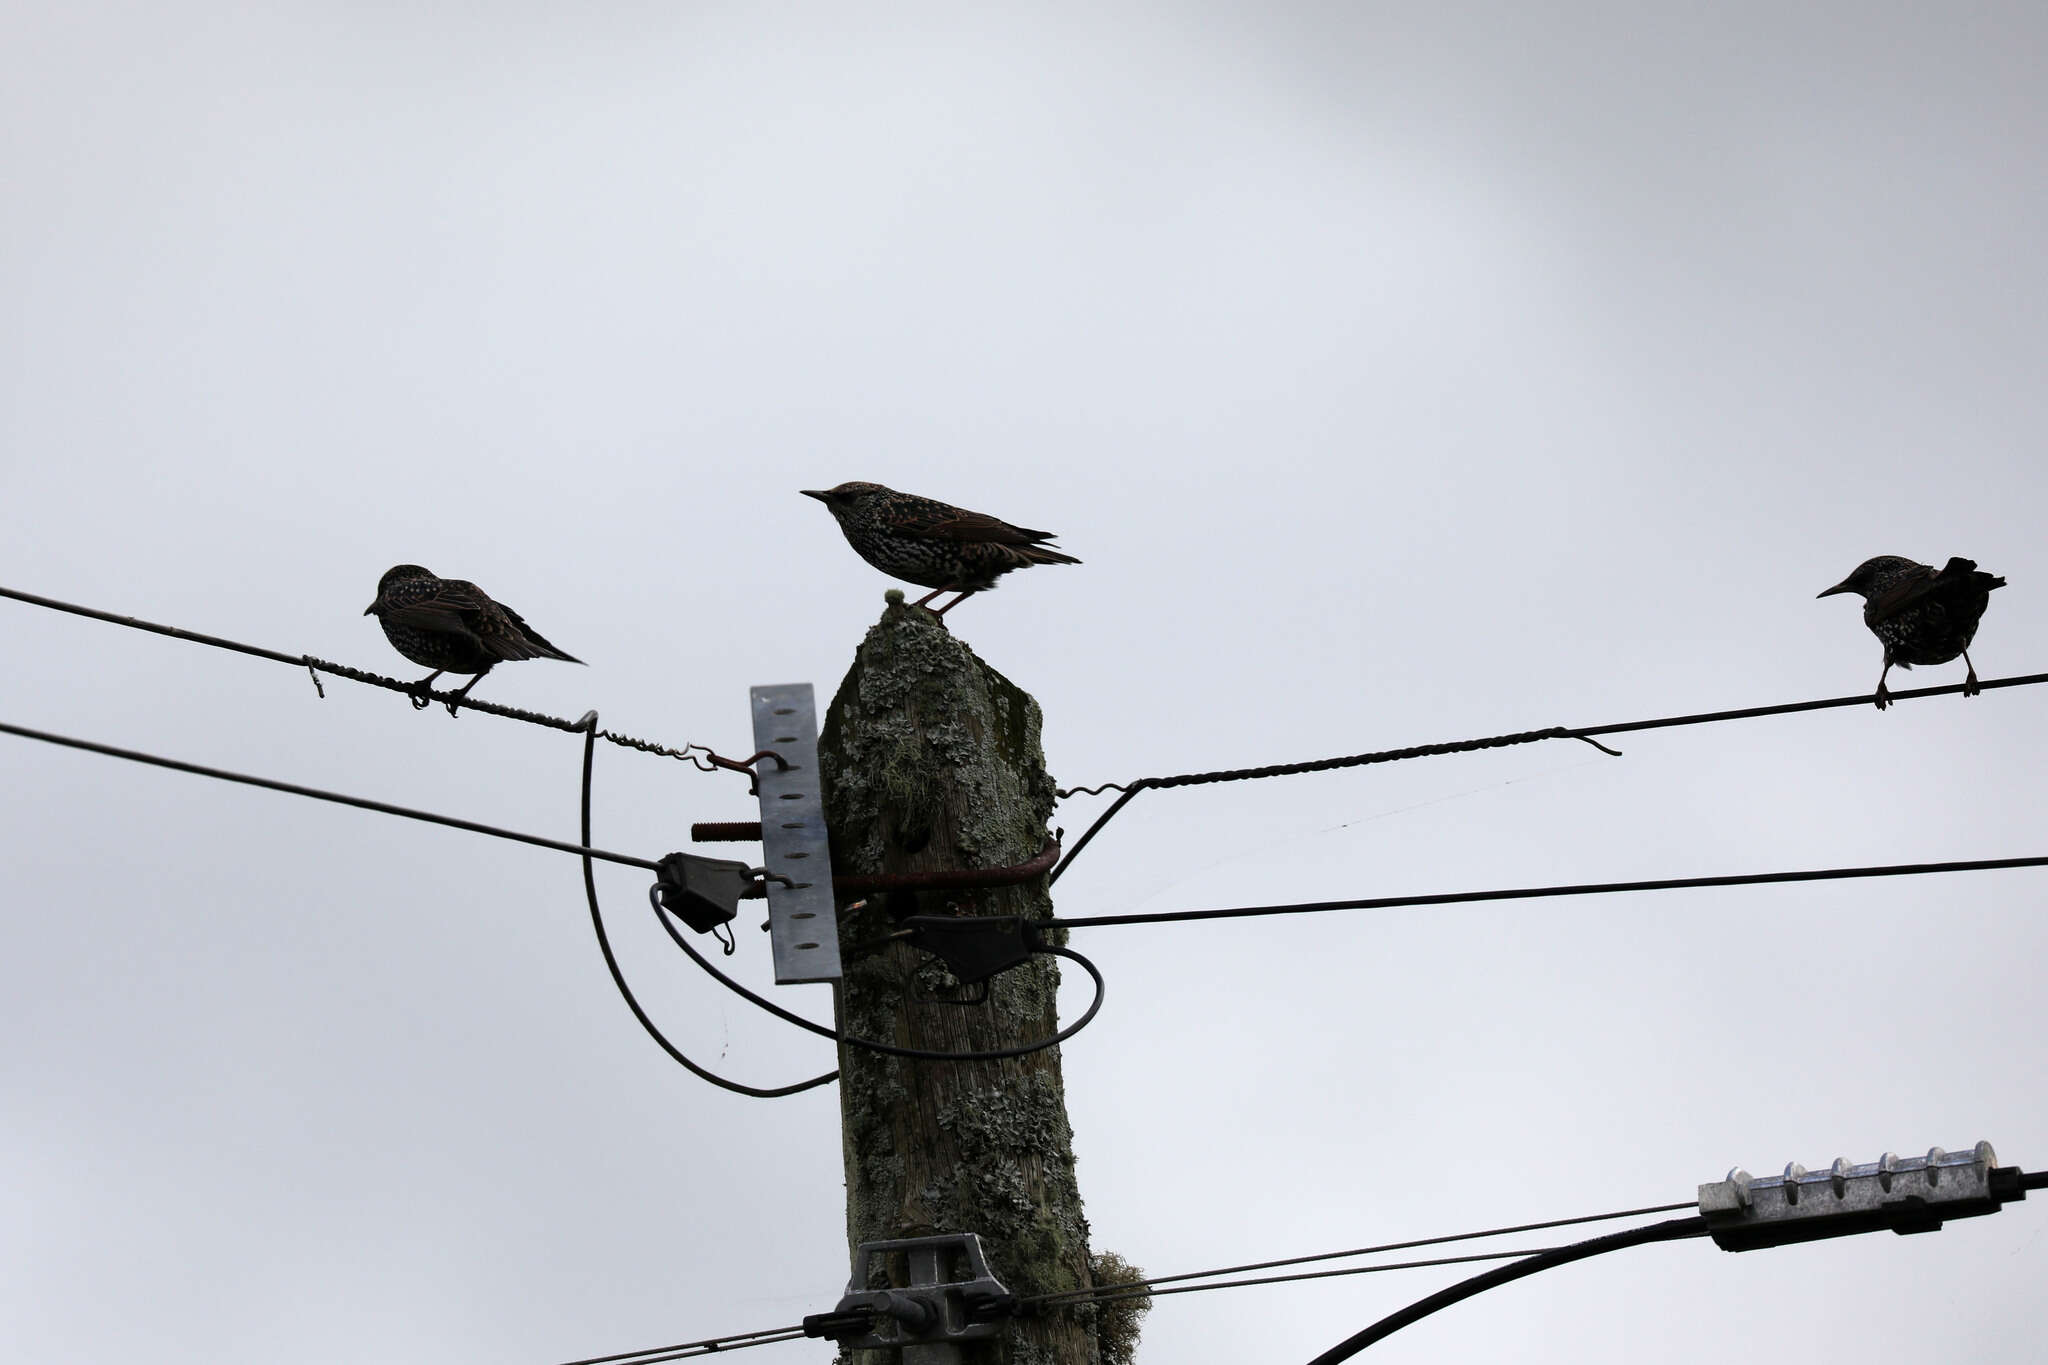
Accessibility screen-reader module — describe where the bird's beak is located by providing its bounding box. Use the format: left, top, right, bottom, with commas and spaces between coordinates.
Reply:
363, 603, 378, 615
801, 489, 829, 503
1816, 581, 1851, 599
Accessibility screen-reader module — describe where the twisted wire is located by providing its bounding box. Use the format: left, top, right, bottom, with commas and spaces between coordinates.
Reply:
1059, 725, 1619, 799
1, 584, 735, 773
1050, 670, 2048, 883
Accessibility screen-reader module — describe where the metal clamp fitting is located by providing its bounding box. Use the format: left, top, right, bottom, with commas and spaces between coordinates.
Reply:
809, 1233, 1014, 1350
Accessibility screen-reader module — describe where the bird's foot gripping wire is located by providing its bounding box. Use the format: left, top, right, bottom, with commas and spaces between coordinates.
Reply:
1964, 655, 1983, 698
443, 676, 486, 718
406, 672, 442, 711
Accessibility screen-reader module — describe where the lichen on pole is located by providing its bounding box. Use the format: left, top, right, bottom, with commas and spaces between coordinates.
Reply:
818, 594, 1106, 1365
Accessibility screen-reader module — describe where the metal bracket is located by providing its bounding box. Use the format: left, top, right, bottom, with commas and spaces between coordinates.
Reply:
750, 684, 841, 985
807, 1233, 1014, 1351
1699, 1141, 2023, 1251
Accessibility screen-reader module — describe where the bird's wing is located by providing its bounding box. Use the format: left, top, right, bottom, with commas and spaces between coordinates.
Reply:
379, 579, 493, 637
1866, 565, 1942, 621
477, 602, 580, 663
895, 495, 1057, 546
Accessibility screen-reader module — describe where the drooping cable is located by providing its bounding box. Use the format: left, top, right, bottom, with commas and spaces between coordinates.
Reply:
576, 720, 837, 1098
647, 884, 1107, 1062
1303, 1216, 1711, 1363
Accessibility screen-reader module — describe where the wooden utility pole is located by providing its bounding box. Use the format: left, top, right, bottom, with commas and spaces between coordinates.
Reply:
817, 596, 1117, 1365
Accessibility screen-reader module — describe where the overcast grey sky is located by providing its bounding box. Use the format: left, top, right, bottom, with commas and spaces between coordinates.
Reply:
5, 3, 2046, 1362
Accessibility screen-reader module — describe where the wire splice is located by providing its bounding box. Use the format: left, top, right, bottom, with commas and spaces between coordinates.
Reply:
1699, 1141, 2025, 1250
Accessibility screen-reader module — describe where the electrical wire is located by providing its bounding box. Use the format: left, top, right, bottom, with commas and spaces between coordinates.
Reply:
648, 884, 1108, 1062
577, 721, 838, 1099
1026, 1199, 1698, 1309
1045, 852, 2048, 931
1053, 1249, 1556, 1309
548, 1321, 811, 1365
0, 583, 733, 771
1049, 669, 2048, 884
0, 717, 662, 871
1303, 1216, 1711, 1363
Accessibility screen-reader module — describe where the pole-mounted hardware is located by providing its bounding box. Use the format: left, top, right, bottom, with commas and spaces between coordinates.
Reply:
803, 1233, 1015, 1352
1699, 1141, 2028, 1251
902, 916, 1038, 985
651, 852, 753, 935
749, 683, 842, 985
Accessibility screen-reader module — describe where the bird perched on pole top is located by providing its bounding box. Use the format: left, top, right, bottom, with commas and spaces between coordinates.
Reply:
801, 481, 1081, 618
364, 564, 583, 715
1817, 555, 2006, 710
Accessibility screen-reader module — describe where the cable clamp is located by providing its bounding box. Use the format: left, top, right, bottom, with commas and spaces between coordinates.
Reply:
814, 1233, 1014, 1349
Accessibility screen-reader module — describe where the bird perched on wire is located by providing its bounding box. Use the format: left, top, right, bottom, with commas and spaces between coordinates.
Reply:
364, 564, 582, 715
1817, 555, 2006, 709
802, 481, 1080, 617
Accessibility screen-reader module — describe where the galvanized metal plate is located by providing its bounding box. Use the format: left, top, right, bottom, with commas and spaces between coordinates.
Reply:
750, 683, 842, 984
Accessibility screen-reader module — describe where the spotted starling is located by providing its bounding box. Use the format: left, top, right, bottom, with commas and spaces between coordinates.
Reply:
801, 482, 1080, 616
1818, 555, 2005, 709
364, 564, 583, 714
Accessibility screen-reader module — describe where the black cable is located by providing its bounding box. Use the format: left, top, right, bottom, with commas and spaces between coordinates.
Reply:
1304, 1216, 1710, 1363
1049, 670, 2048, 883
0, 583, 724, 768
1046, 853, 2048, 931
599, 1334, 809, 1364
1026, 1199, 1698, 1308
648, 884, 1108, 1062
1054, 1248, 1553, 1309
1048, 785, 1143, 886
549, 1322, 810, 1365
0, 718, 662, 871
577, 722, 838, 1099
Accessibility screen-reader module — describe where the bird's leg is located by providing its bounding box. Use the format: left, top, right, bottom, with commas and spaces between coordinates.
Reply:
1873, 661, 1893, 711
409, 671, 444, 710
1963, 650, 1982, 697
908, 588, 948, 610
932, 591, 977, 618
444, 666, 492, 718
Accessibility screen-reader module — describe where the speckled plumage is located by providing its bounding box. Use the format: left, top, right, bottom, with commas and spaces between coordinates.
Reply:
1818, 554, 2005, 709
802, 482, 1080, 616
364, 564, 582, 713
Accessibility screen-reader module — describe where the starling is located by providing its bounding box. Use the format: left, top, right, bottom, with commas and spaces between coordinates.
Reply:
1817, 555, 2006, 709
801, 481, 1080, 616
363, 564, 583, 714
